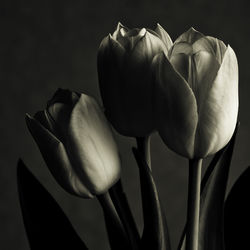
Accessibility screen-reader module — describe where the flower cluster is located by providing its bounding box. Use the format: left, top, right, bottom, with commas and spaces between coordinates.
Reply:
98, 23, 238, 158
24, 22, 239, 250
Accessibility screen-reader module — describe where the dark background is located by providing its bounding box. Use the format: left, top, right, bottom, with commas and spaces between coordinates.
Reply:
0, 1, 249, 249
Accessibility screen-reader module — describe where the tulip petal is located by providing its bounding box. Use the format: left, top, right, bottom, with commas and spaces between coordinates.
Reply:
119, 28, 147, 50
25, 114, 93, 198
170, 42, 193, 57
154, 23, 173, 51
174, 27, 204, 44
170, 53, 190, 82
112, 22, 129, 40
131, 31, 169, 64
98, 35, 135, 135
99, 30, 159, 137
193, 51, 220, 109
98, 34, 125, 62
206, 36, 227, 64
113, 25, 147, 51
34, 110, 55, 133
194, 46, 238, 157
193, 36, 227, 64
153, 53, 198, 158
67, 94, 121, 195
47, 88, 80, 107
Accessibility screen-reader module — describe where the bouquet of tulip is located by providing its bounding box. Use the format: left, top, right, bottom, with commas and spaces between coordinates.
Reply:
18, 23, 246, 250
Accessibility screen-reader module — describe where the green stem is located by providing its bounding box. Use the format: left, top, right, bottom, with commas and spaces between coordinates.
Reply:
186, 158, 202, 250
136, 135, 151, 169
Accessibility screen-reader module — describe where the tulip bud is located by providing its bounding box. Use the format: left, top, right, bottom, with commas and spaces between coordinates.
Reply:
26, 89, 121, 198
97, 22, 172, 137
153, 28, 238, 159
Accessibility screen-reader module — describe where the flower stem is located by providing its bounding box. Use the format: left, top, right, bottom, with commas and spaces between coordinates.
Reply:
109, 180, 140, 249
186, 158, 202, 250
136, 135, 151, 169
97, 192, 130, 249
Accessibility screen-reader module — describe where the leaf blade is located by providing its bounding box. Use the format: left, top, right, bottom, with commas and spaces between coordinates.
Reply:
17, 159, 88, 250
198, 124, 238, 250
224, 166, 250, 250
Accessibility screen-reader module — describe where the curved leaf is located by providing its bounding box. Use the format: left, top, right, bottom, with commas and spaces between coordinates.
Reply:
224, 166, 250, 250
198, 123, 238, 250
17, 159, 88, 250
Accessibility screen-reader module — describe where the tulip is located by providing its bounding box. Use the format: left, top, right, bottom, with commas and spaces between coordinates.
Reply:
26, 89, 121, 198
97, 22, 172, 137
153, 28, 238, 159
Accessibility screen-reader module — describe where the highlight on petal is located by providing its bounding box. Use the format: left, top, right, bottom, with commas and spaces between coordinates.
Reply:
194, 46, 238, 157
193, 36, 227, 64
131, 30, 168, 64
153, 53, 198, 158
112, 22, 128, 40
193, 50, 221, 108
174, 27, 204, 44
115, 27, 147, 50
206, 36, 227, 64
25, 114, 93, 198
154, 23, 173, 51
67, 94, 121, 195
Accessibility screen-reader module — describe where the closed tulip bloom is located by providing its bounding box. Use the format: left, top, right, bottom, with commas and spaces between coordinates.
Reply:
26, 89, 121, 198
153, 28, 238, 159
97, 22, 172, 137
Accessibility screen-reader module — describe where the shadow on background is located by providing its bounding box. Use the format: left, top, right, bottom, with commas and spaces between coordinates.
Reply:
0, 0, 249, 249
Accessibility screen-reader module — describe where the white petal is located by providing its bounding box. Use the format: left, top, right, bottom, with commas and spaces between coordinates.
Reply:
193, 36, 227, 64
170, 42, 193, 57
116, 28, 146, 50
174, 27, 204, 44
67, 95, 121, 194
131, 31, 168, 63
25, 114, 93, 198
155, 23, 173, 51
194, 46, 238, 157
112, 22, 128, 40
153, 53, 198, 158
193, 51, 220, 109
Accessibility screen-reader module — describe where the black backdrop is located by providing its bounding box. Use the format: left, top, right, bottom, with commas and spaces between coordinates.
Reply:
0, 1, 249, 249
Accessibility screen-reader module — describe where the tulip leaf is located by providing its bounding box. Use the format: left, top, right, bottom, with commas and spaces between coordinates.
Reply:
224, 166, 250, 250
132, 147, 171, 250
17, 159, 88, 250
198, 124, 238, 250
178, 123, 239, 250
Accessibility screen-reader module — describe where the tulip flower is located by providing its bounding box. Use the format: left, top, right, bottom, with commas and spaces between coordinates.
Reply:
153, 28, 238, 159
26, 89, 121, 198
97, 22, 172, 137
